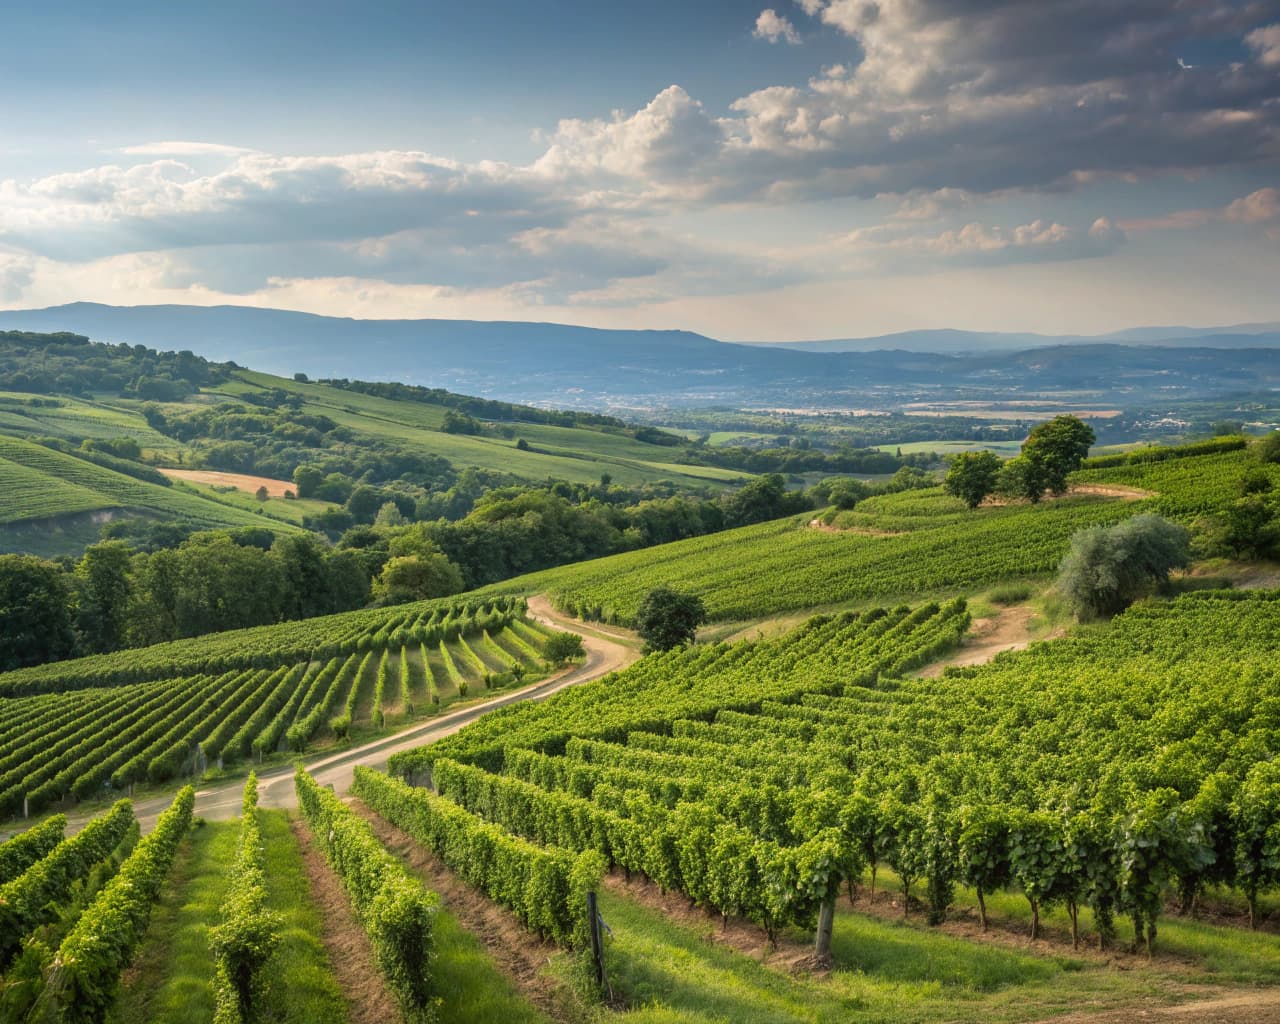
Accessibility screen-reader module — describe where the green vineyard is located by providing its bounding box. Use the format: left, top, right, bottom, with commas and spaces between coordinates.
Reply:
493, 446, 1280, 626
0, 597, 561, 821
389, 590, 1280, 952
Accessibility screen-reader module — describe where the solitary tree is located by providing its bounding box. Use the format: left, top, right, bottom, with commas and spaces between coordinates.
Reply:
1057, 514, 1190, 619
1024, 415, 1096, 493
944, 451, 1001, 509
543, 631, 585, 666
1000, 415, 1095, 502
1256, 431, 1280, 465
634, 586, 707, 652
254, 485, 269, 502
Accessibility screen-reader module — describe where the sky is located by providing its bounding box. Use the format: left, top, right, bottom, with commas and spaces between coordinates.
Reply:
1, 0, 1278, 340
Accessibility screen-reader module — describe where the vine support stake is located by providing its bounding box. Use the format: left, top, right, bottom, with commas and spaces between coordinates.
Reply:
814, 896, 835, 959
587, 890, 606, 990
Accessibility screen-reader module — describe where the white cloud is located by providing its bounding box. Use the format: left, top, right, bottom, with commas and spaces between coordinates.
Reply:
753, 9, 801, 45
0, 6, 1276, 322
119, 141, 259, 157
1224, 187, 1279, 224
1245, 23, 1280, 66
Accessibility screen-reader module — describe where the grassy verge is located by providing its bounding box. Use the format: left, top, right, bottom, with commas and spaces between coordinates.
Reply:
110, 812, 346, 1024
257, 809, 349, 1023
547, 880, 1278, 1024
428, 909, 555, 1024
110, 820, 233, 1023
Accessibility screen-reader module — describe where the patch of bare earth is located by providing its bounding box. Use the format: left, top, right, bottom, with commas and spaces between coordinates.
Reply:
917, 604, 1056, 677
807, 518, 903, 537
349, 797, 577, 1020
1034, 991, 1280, 1023
980, 483, 1153, 508
291, 818, 402, 1024
159, 468, 295, 496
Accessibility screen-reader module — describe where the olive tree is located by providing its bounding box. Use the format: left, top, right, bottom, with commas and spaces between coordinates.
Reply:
1057, 514, 1190, 620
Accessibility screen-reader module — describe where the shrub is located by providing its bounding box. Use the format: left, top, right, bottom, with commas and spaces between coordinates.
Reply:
1057, 514, 1191, 620
988, 583, 1033, 606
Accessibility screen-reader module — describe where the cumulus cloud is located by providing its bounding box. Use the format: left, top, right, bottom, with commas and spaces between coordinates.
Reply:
1118, 188, 1279, 234
1225, 186, 1280, 223
753, 9, 801, 45
1246, 23, 1280, 65
2, 5, 1277, 314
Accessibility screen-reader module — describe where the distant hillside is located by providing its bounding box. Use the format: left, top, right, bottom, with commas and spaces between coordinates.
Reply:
760, 324, 1280, 354
1, 303, 1279, 408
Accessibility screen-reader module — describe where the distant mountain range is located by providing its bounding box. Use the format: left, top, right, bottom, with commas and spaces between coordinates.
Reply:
1, 302, 1278, 410
755, 324, 1280, 354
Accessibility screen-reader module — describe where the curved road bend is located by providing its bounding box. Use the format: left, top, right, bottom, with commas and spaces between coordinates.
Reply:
65, 600, 638, 835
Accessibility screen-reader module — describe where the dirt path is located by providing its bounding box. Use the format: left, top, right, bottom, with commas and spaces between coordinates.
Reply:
65, 601, 639, 835
1035, 991, 1280, 1023
527, 594, 642, 648
291, 818, 401, 1024
353, 797, 574, 1020
916, 604, 1046, 677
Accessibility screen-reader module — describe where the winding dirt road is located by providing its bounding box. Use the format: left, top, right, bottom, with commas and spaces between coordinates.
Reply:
70, 599, 638, 834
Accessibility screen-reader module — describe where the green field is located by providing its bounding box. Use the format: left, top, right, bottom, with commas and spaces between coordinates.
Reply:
873, 439, 1026, 457
1, 440, 1278, 1022
223, 371, 748, 490
0, 436, 282, 538
483, 447, 1276, 626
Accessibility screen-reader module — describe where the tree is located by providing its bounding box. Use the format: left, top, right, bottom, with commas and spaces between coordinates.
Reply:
1256, 431, 1280, 465
254, 485, 269, 502
1022, 415, 1096, 494
999, 415, 1095, 502
346, 485, 382, 524
825, 478, 871, 510
996, 454, 1050, 503
634, 586, 707, 652
543, 631, 586, 666
1203, 495, 1280, 559
0, 555, 76, 670
372, 554, 463, 605
944, 451, 1001, 510
292, 464, 324, 500
374, 501, 405, 527
75, 541, 133, 653
1058, 514, 1191, 620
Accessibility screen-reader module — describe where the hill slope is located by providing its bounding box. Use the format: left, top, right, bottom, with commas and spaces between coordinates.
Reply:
3, 303, 1280, 408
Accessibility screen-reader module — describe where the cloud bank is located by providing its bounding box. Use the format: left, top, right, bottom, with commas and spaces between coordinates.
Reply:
1, 2, 1277, 328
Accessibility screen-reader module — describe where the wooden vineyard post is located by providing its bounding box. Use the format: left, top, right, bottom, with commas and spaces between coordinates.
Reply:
814, 896, 835, 960
587, 890, 606, 990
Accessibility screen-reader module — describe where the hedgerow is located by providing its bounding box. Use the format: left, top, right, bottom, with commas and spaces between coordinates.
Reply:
0, 800, 135, 967
352, 766, 604, 949
35, 786, 193, 1024
294, 768, 438, 1023
210, 773, 282, 1024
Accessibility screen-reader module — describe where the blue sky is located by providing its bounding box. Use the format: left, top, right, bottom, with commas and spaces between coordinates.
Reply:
1, 1, 1278, 338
